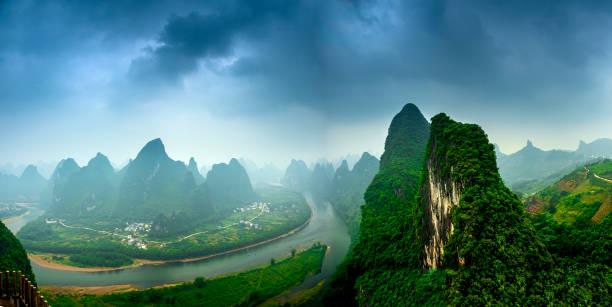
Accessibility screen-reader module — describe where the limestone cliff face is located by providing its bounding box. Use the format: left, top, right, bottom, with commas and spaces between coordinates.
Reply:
421, 146, 463, 269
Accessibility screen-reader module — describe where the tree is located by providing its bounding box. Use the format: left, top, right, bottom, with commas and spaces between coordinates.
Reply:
291, 248, 297, 257
270, 258, 276, 265
194, 276, 206, 288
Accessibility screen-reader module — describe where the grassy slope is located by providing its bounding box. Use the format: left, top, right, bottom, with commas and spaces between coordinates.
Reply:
42, 244, 326, 307
525, 159, 612, 225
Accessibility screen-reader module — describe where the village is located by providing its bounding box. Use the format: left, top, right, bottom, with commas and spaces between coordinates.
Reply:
117, 222, 152, 249
234, 201, 270, 230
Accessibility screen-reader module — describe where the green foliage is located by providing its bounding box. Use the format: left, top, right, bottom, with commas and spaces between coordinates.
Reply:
528, 213, 612, 304
325, 106, 611, 306
69, 251, 132, 268
527, 159, 612, 224
0, 221, 36, 284
43, 245, 327, 307
328, 153, 379, 241
323, 103, 430, 305
425, 113, 554, 305
194, 276, 206, 288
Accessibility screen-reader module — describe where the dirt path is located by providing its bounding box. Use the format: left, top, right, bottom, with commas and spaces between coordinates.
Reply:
593, 172, 612, 183
584, 166, 612, 183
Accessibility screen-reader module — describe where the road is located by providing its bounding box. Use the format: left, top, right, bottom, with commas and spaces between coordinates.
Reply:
57, 204, 266, 246
584, 166, 612, 183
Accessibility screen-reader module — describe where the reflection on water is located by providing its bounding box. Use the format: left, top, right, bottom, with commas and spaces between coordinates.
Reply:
31, 193, 351, 288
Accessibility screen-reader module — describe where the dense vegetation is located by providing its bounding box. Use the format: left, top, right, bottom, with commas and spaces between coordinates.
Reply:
324, 104, 612, 305
322, 103, 431, 306
528, 213, 612, 304
328, 152, 379, 240
42, 244, 326, 307
0, 221, 36, 283
424, 114, 553, 305
525, 159, 612, 224
69, 251, 133, 268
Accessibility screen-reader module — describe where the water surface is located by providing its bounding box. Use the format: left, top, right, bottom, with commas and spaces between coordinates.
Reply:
29, 194, 350, 288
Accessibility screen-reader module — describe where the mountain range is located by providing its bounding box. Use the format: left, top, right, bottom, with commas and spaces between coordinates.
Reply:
281, 159, 312, 192
323, 104, 611, 305
525, 159, 612, 225
46, 138, 255, 222
497, 138, 612, 194
328, 152, 379, 240
0, 165, 49, 202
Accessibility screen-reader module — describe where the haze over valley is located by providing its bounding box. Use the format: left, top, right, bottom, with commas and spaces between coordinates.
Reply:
2, 1, 612, 306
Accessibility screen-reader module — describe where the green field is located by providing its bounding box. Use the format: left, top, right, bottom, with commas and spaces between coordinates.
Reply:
525, 159, 612, 225
42, 244, 327, 307
18, 186, 311, 267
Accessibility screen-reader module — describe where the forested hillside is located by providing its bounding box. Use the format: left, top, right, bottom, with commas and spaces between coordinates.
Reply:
322, 103, 430, 305
328, 152, 379, 240
497, 138, 612, 194
323, 105, 612, 306
0, 221, 36, 283
525, 159, 612, 224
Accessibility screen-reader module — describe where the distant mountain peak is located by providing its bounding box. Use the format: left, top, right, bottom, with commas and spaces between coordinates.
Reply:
360, 152, 374, 159
339, 160, 349, 170
135, 138, 169, 161
86, 153, 114, 173
229, 158, 241, 166
20, 164, 43, 180
380, 103, 430, 169
187, 157, 204, 184
526, 140, 534, 148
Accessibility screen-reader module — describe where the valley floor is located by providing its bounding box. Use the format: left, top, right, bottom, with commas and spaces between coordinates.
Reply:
27, 213, 312, 272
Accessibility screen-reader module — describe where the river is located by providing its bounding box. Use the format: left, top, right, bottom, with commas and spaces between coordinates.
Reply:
16, 194, 350, 289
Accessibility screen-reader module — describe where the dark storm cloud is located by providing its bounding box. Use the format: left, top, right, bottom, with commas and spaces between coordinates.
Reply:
119, 0, 612, 117
2, 0, 612, 118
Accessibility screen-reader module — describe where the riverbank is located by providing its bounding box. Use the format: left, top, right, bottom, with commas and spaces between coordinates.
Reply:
29, 213, 312, 273
40, 245, 327, 306
1, 209, 31, 225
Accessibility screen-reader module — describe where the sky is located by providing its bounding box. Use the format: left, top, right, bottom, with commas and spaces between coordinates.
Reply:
2, 0, 612, 170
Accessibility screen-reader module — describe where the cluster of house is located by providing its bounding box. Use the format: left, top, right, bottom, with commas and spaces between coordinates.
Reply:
44, 218, 58, 224
121, 235, 147, 249
239, 220, 262, 229
122, 222, 151, 233
233, 201, 271, 214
